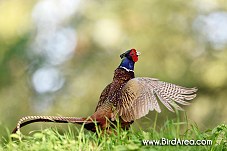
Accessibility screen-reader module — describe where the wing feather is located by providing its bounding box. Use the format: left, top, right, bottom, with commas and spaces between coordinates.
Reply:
118, 77, 197, 122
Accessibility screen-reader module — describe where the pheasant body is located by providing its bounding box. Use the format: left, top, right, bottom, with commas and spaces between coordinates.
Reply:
12, 49, 197, 134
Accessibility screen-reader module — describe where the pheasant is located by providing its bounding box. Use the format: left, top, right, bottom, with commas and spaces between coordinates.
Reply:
12, 49, 197, 134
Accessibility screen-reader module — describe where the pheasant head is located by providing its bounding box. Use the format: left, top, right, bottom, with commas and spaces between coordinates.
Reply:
119, 49, 140, 72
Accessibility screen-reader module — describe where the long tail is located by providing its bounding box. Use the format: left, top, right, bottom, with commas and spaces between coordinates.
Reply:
12, 116, 95, 133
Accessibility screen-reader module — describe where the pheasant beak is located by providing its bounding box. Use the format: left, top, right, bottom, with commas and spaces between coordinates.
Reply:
136, 51, 141, 56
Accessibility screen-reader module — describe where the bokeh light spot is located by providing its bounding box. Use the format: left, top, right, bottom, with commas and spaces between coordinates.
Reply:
32, 67, 64, 94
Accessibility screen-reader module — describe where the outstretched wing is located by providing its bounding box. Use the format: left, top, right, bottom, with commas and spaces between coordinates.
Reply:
118, 77, 197, 122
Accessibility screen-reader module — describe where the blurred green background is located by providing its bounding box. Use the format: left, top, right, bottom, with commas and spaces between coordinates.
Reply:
0, 0, 227, 137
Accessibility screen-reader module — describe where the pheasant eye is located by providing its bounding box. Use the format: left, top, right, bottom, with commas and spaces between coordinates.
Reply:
130, 49, 137, 56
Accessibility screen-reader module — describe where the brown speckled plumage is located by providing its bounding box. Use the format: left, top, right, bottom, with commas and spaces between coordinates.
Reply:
12, 49, 197, 134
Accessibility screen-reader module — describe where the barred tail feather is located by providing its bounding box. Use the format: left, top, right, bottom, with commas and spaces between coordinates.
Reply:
12, 116, 91, 133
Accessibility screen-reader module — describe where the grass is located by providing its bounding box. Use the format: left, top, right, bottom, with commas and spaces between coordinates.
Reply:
1, 114, 226, 151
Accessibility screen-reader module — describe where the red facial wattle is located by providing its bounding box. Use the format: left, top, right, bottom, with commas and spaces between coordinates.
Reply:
130, 49, 139, 62
132, 55, 138, 62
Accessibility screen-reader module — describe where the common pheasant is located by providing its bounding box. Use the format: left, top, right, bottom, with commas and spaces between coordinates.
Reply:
12, 49, 197, 134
